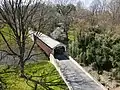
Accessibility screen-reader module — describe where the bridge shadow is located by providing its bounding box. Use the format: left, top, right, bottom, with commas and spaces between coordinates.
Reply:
54, 54, 69, 60
54, 46, 69, 60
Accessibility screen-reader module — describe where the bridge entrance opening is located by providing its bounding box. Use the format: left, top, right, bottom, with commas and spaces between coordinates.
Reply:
54, 46, 68, 60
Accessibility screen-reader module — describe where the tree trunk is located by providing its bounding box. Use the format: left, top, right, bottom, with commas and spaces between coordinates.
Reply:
34, 83, 37, 90
19, 41, 25, 77
20, 58, 25, 77
64, 21, 69, 50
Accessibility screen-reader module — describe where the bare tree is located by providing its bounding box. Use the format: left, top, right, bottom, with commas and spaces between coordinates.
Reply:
89, 0, 102, 26
55, 1, 76, 46
90, 0, 102, 15
108, 0, 120, 25
76, 0, 84, 10
0, 0, 67, 89
0, 0, 49, 77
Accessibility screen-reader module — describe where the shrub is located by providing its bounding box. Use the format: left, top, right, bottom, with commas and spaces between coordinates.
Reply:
69, 26, 120, 74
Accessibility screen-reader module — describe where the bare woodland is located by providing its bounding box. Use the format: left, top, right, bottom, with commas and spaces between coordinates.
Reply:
0, 0, 120, 90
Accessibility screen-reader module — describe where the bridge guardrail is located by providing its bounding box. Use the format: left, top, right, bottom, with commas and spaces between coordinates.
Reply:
69, 56, 107, 90
49, 54, 73, 90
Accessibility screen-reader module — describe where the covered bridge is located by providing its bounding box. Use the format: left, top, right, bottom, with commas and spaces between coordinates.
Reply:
29, 31, 67, 58
29, 30, 107, 90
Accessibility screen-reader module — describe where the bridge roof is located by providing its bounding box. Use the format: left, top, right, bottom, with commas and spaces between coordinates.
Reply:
29, 30, 66, 49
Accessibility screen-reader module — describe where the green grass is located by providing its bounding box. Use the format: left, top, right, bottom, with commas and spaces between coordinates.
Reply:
0, 61, 67, 90
0, 25, 36, 50
0, 26, 67, 90
0, 25, 15, 49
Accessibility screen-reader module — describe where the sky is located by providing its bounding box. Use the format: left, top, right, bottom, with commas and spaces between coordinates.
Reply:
44, 0, 111, 7
81, 0, 93, 7
0, 0, 111, 7
44, 0, 94, 7
80, 0, 111, 7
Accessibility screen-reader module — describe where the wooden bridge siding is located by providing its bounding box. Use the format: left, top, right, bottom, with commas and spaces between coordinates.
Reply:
36, 36, 52, 56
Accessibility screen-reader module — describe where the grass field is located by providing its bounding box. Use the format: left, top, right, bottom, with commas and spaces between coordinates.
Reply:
0, 26, 67, 90
0, 61, 67, 90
